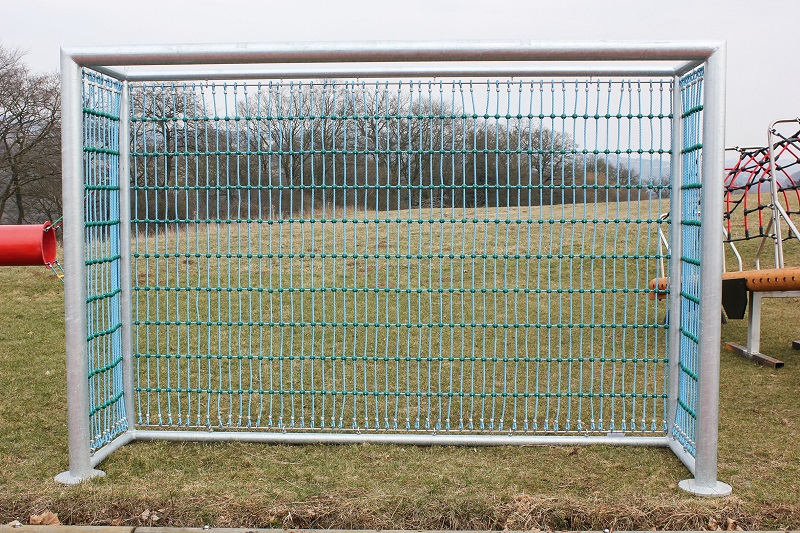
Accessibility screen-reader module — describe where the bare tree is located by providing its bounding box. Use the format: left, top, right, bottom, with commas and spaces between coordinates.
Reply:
130, 82, 212, 229
129, 79, 637, 223
0, 45, 60, 223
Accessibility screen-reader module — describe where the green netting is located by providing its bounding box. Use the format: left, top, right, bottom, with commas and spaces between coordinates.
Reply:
129, 78, 672, 434
673, 67, 705, 456
83, 70, 127, 450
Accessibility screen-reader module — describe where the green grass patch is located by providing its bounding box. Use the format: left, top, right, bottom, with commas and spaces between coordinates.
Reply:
127, 202, 669, 435
1, 199, 800, 529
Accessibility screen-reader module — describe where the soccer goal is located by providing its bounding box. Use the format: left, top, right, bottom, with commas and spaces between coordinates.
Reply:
57, 41, 730, 495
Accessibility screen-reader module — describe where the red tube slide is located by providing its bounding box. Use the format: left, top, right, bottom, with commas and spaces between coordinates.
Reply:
0, 222, 57, 266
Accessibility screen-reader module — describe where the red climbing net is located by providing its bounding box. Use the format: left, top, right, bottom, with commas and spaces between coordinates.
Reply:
724, 122, 800, 243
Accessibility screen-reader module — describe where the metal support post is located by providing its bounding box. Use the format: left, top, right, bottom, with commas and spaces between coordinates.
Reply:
746, 291, 762, 355
726, 290, 800, 368
666, 75, 683, 460
767, 125, 785, 268
678, 44, 732, 497
55, 52, 105, 484
724, 292, 783, 368
118, 81, 135, 431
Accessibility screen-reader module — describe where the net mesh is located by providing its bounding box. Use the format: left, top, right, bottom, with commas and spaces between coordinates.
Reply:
125, 77, 672, 434
672, 67, 704, 457
83, 70, 127, 451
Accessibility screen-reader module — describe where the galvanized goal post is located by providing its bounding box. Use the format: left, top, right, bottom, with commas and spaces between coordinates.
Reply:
57, 41, 730, 495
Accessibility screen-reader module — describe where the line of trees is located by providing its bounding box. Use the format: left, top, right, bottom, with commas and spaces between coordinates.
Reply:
131, 82, 644, 224
0, 46, 61, 224
0, 46, 653, 227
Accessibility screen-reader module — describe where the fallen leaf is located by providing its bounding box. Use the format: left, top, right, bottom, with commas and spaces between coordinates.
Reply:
6, 520, 22, 528
30, 512, 60, 526
140, 510, 151, 521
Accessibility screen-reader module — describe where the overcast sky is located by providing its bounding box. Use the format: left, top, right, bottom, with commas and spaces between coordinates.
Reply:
2, 0, 797, 147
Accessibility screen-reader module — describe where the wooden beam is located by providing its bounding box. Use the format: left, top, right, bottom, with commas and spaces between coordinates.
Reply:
723, 267, 800, 292
725, 342, 784, 369
649, 267, 800, 300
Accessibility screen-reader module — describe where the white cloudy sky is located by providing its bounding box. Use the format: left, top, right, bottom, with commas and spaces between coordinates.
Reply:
2, 0, 797, 147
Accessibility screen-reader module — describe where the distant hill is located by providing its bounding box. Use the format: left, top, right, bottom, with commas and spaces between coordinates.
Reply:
633, 156, 669, 185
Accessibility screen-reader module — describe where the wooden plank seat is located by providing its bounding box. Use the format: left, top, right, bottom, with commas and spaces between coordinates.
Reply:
648, 267, 800, 368
648, 266, 800, 301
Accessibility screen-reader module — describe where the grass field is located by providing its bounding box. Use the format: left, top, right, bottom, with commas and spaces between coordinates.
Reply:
127, 200, 669, 436
1, 199, 799, 530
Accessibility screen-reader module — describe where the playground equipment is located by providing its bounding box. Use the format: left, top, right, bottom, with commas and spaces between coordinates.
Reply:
56, 41, 730, 496
0, 222, 63, 279
650, 265, 800, 366
721, 119, 800, 366
651, 119, 800, 368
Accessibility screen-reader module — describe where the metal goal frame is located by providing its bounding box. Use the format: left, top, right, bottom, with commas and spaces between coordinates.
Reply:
57, 40, 730, 496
